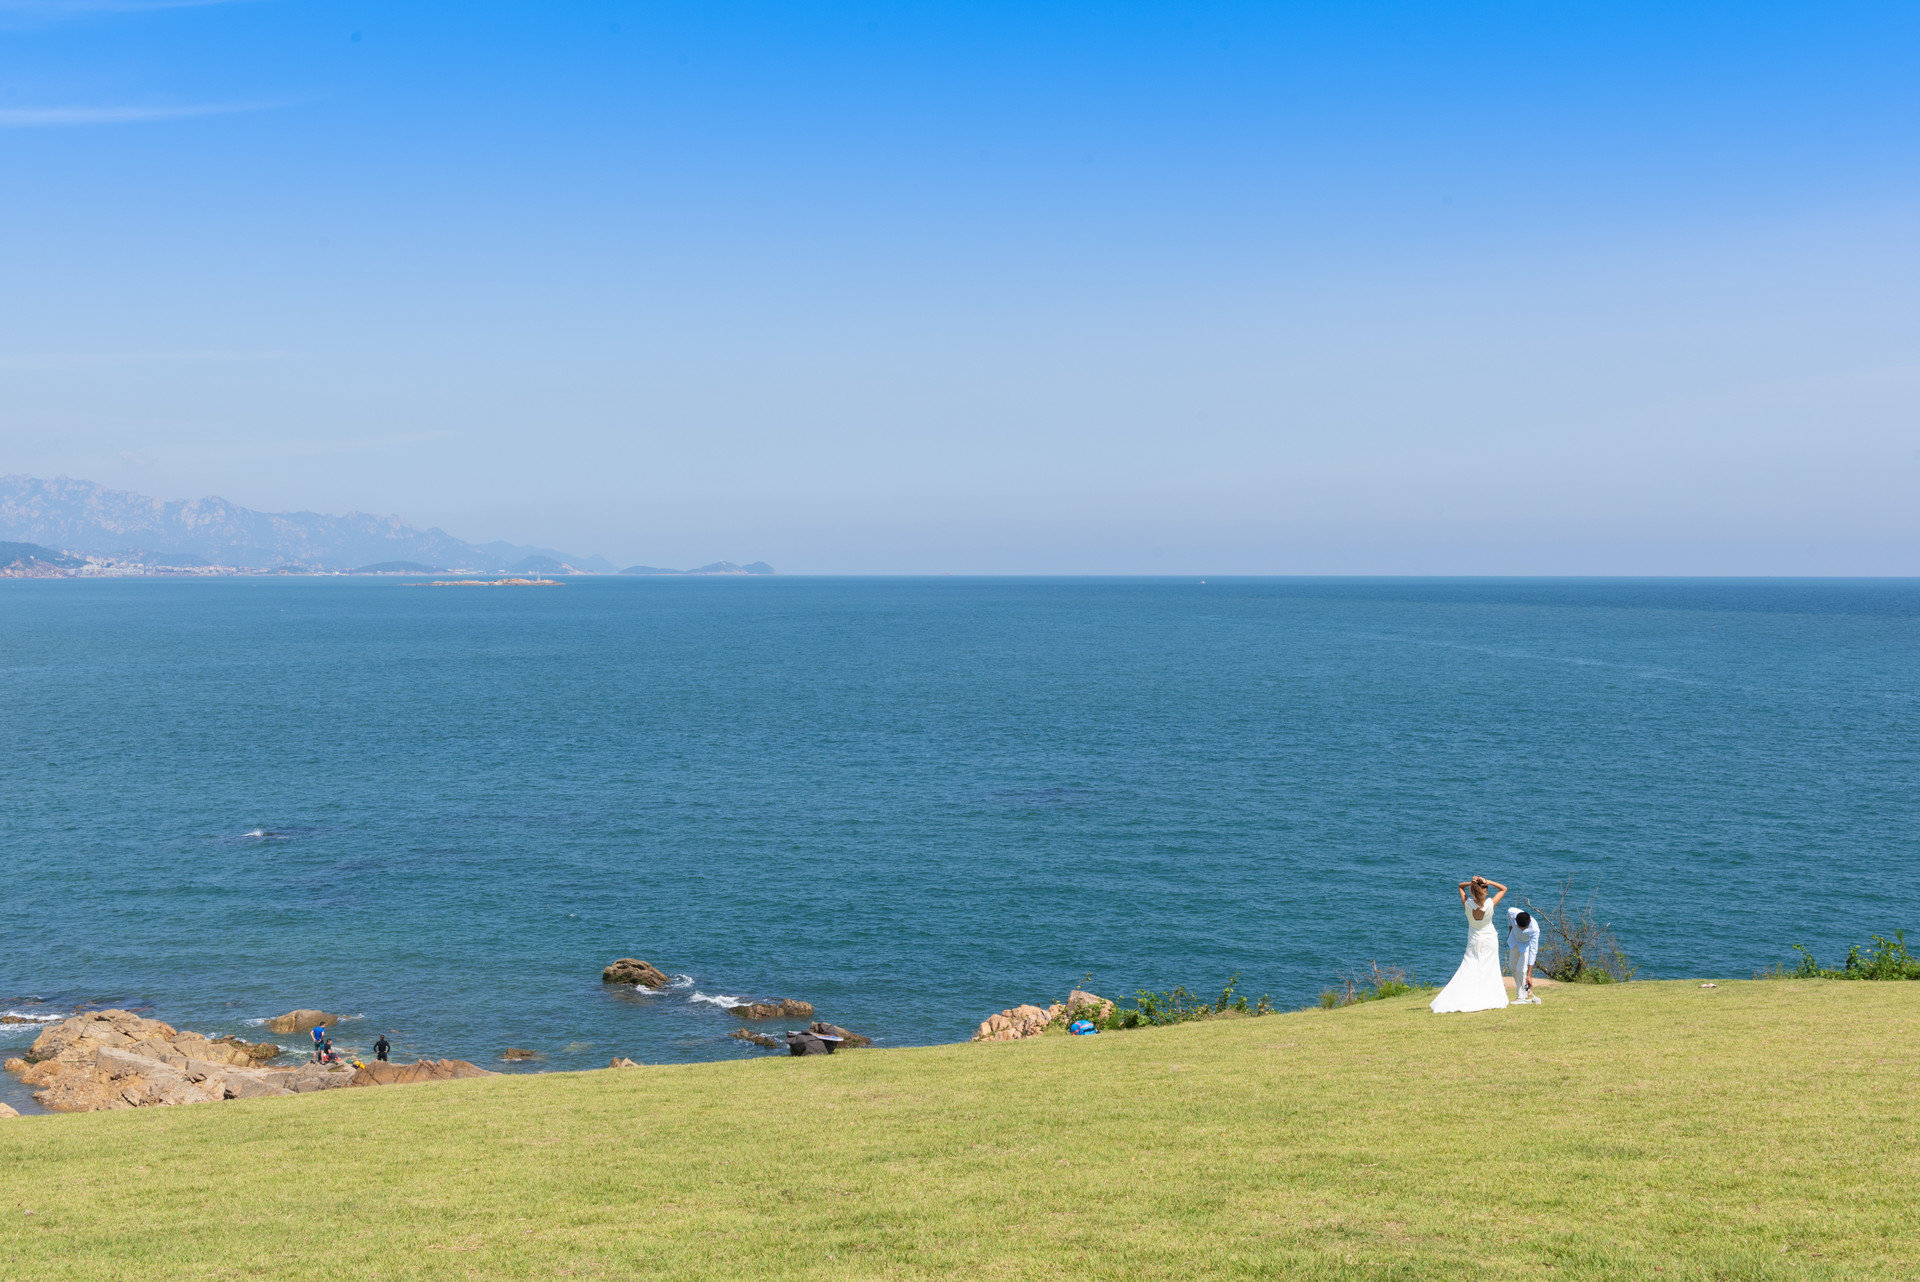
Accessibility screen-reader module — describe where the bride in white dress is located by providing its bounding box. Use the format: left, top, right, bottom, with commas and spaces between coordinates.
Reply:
1430, 876, 1511, 1013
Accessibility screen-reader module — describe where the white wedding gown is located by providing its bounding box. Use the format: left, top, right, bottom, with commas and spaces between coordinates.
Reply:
1430, 895, 1510, 1013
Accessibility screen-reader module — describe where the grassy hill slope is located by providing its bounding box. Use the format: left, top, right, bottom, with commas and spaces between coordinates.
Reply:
2, 980, 1916, 1279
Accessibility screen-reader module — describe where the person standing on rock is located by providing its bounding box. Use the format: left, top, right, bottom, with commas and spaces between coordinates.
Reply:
374, 1034, 390, 1062
310, 1023, 327, 1062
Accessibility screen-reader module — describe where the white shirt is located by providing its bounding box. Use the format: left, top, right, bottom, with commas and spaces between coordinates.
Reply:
1507, 906, 1540, 955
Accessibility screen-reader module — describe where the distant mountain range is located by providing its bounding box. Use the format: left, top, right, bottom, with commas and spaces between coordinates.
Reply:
0, 476, 770, 576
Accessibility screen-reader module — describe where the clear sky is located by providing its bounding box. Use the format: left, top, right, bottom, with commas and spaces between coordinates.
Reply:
2, 1, 1917, 573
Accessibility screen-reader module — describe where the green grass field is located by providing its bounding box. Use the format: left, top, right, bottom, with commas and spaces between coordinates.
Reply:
3, 979, 1916, 1279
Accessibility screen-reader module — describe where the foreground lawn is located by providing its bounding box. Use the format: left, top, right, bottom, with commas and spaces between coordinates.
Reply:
2, 980, 1916, 1279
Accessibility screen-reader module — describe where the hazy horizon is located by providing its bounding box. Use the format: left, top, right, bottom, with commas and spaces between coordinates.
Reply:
3, 3, 1917, 575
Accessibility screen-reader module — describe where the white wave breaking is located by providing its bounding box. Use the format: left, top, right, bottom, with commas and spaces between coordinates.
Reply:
687, 991, 747, 1009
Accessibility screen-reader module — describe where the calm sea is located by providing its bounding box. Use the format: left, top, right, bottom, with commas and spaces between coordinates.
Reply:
4, 577, 1916, 1112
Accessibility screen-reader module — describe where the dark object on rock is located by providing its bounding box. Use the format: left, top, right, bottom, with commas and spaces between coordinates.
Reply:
602, 959, 671, 988
808, 1021, 871, 1048
729, 1029, 781, 1049
730, 998, 814, 1020
785, 1032, 836, 1056
500, 1048, 538, 1062
348, 1059, 493, 1087
263, 1010, 343, 1035
213, 1035, 281, 1061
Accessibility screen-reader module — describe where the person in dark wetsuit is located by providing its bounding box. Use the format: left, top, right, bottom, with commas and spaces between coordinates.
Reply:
374, 1035, 390, 1062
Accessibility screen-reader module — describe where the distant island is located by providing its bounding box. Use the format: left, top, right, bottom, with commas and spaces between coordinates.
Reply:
620, 562, 774, 576
0, 476, 771, 579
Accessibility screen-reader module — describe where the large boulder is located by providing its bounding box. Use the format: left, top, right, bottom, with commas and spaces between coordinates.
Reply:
213, 1035, 281, 1062
263, 1010, 342, 1035
729, 999, 814, 1020
0, 1103, 17, 1118
222, 1074, 294, 1100
35, 1044, 221, 1112
602, 959, 670, 988
972, 1003, 1053, 1043
5, 1011, 311, 1113
348, 1059, 493, 1087
28, 1010, 175, 1064
1067, 990, 1116, 1020
9, 1058, 63, 1087
809, 1021, 872, 1048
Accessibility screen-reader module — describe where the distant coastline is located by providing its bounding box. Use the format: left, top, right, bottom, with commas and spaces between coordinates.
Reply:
0, 476, 771, 580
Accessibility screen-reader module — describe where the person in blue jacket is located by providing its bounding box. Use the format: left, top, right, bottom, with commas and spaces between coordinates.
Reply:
311, 1023, 327, 1061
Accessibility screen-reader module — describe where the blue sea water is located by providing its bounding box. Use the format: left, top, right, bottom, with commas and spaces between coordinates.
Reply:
3, 577, 1917, 1113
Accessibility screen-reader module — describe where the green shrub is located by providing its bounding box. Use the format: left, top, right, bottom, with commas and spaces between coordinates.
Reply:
1770, 932, 1920, 981
1081, 975, 1279, 1030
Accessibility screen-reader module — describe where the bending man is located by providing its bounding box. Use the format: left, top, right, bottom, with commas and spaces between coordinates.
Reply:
1507, 906, 1541, 1003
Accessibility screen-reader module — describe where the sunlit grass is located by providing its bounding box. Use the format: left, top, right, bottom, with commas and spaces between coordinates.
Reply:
2, 980, 1916, 1279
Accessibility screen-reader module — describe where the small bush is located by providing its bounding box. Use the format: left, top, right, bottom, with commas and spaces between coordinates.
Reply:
1532, 880, 1637, 983
1768, 932, 1920, 981
1317, 962, 1422, 1009
1088, 975, 1278, 1030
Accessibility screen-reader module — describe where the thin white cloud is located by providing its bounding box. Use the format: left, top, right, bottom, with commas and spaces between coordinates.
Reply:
0, 102, 267, 126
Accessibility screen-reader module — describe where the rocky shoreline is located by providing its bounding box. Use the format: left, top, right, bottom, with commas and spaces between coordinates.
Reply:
4, 1009, 491, 1114
1, 957, 932, 1117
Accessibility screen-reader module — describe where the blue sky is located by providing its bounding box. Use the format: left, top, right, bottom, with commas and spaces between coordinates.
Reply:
2, 1, 1916, 572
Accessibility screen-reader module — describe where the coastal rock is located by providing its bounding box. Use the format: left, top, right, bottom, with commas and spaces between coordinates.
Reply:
29, 1010, 175, 1062
730, 999, 815, 1020
972, 1003, 1053, 1043
223, 1075, 294, 1100
348, 1059, 493, 1087
33, 1044, 222, 1113
216, 1028, 282, 1059
5, 1012, 309, 1113
729, 1029, 781, 1049
263, 1010, 343, 1035
34, 1074, 120, 1113
13, 1059, 65, 1087
0, 1103, 17, 1118
602, 959, 671, 988
500, 1048, 538, 1062
1067, 990, 1115, 1019
808, 1022, 872, 1048
608, 1057, 641, 1069
213, 1035, 281, 1062
0, 1014, 43, 1024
